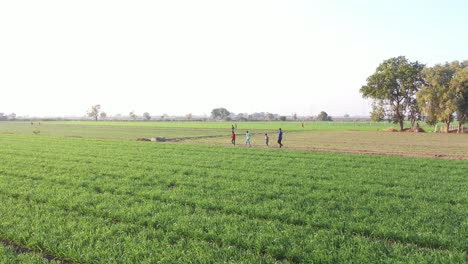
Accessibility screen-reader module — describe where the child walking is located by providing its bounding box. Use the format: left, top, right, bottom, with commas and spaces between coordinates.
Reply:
231, 131, 236, 145
265, 133, 269, 146
245, 131, 251, 147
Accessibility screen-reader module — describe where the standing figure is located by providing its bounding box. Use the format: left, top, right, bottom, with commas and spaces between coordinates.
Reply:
231, 124, 235, 133
277, 128, 283, 148
231, 131, 236, 145
245, 131, 251, 147
265, 133, 269, 146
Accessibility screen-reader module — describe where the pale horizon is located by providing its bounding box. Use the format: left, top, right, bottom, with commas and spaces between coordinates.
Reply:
1, 0, 467, 117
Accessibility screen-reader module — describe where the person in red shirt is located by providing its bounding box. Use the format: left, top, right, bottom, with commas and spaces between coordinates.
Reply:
231, 131, 236, 145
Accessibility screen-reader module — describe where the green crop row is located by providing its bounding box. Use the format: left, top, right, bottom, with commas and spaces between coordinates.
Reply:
0, 134, 467, 263
0, 242, 53, 264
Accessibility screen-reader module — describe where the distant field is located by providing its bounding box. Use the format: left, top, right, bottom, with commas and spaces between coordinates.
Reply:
0, 121, 231, 140
0, 134, 467, 263
44, 120, 436, 131
1, 121, 467, 160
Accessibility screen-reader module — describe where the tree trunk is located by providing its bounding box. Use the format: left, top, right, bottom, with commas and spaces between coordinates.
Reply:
458, 115, 466, 133
445, 120, 450, 133
399, 119, 404, 131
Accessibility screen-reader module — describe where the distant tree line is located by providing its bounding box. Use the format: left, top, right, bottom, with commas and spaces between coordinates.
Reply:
210, 107, 333, 122
0, 112, 16, 120
361, 56, 468, 133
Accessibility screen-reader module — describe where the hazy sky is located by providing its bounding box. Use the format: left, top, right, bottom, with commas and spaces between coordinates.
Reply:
1, 0, 467, 117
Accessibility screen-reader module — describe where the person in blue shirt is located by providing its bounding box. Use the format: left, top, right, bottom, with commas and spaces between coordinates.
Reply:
277, 128, 283, 148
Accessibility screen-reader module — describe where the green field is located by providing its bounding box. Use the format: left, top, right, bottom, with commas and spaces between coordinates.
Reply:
0, 121, 231, 140
4, 120, 438, 132
2, 121, 466, 160
52, 120, 440, 131
0, 134, 467, 263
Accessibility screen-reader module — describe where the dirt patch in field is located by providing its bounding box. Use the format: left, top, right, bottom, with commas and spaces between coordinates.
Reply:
0, 238, 73, 264
401, 128, 426, 133
136, 134, 239, 142
184, 139, 468, 161
384, 128, 426, 133
294, 146, 468, 160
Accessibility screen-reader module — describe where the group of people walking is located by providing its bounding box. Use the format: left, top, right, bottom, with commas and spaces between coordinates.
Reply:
231, 125, 283, 148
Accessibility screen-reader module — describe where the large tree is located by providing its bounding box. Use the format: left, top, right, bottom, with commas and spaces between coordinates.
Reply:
8, 113, 16, 120
452, 63, 468, 133
87, 104, 101, 121
211, 108, 230, 120
129, 111, 137, 120
360, 56, 425, 131
317, 111, 332, 121
143, 112, 151, 121
417, 62, 459, 133
292, 113, 298, 121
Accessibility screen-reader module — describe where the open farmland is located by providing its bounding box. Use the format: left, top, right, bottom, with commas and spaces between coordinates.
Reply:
44, 120, 438, 131
0, 134, 467, 263
0, 121, 231, 140
2, 121, 466, 160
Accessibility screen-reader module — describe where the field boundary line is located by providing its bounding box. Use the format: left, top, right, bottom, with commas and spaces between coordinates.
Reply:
0, 237, 74, 264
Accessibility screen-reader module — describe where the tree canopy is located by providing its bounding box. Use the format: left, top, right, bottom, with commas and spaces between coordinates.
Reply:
129, 111, 137, 120
87, 105, 101, 121
417, 61, 468, 132
211, 108, 230, 120
360, 56, 425, 131
317, 111, 332, 121
453, 65, 468, 132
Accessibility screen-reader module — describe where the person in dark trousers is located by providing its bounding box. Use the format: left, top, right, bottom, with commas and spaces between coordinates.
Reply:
231, 131, 236, 145
277, 128, 283, 148
265, 133, 269, 146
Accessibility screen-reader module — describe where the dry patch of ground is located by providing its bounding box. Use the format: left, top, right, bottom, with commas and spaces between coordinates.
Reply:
182, 130, 468, 160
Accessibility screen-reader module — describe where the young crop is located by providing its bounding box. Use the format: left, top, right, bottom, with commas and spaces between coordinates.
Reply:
0, 134, 467, 263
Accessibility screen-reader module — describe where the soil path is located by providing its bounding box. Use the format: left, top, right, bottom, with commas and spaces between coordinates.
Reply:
181, 141, 468, 160
0, 238, 73, 264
